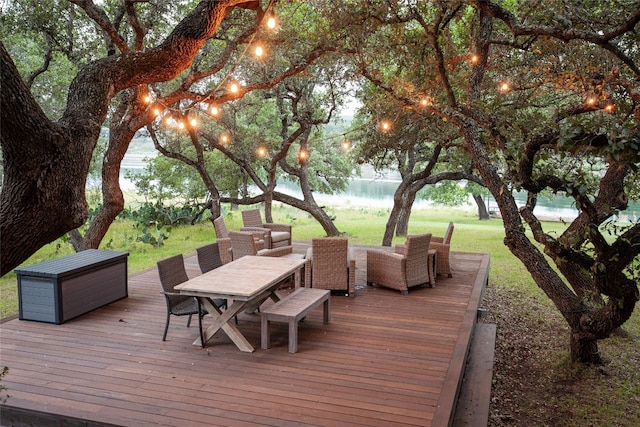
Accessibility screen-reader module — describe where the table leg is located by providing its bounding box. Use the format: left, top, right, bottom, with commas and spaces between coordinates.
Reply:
294, 261, 307, 288
196, 298, 255, 352
427, 250, 437, 287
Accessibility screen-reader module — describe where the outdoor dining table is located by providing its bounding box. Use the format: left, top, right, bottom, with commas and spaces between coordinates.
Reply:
175, 255, 307, 352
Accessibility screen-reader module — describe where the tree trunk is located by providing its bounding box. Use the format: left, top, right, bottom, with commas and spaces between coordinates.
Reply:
473, 193, 490, 220
70, 92, 141, 251
1, 44, 92, 275
570, 333, 603, 365
396, 190, 417, 236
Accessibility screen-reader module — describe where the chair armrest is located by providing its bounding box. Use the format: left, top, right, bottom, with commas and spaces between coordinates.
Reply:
264, 223, 292, 233
431, 236, 445, 244
241, 226, 270, 237
429, 241, 450, 251
216, 237, 233, 264
161, 291, 183, 297
395, 244, 407, 255
259, 246, 293, 257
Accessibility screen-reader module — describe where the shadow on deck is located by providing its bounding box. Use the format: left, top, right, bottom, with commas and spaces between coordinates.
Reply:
1, 242, 490, 427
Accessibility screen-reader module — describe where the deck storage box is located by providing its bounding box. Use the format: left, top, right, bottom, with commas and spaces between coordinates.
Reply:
15, 249, 129, 324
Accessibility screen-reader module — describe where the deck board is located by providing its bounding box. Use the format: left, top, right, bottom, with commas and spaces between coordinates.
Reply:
1, 243, 489, 427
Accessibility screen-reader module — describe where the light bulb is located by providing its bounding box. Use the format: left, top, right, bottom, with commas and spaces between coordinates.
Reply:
499, 82, 511, 92
255, 45, 264, 57
380, 121, 391, 132
210, 105, 219, 116
257, 146, 267, 157
230, 82, 239, 93
190, 118, 198, 127
604, 103, 614, 112
267, 16, 276, 29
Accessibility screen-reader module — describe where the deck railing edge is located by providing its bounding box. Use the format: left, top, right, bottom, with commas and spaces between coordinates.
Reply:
431, 253, 491, 427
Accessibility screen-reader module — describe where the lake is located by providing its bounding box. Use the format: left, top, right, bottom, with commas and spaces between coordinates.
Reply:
120, 155, 640, 223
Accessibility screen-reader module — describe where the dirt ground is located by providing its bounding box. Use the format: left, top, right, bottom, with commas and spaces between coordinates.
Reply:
481, 284, 640, 427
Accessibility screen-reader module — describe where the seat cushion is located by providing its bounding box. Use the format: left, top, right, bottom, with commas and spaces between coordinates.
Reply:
271, 231, 290, 243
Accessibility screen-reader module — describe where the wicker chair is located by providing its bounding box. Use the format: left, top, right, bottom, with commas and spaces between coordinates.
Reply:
431, 222, 454, 277
195, 243, 237, 324
366, 233, 432, 295
304, 237, 356, 297
196, 242, 224, 273
228, 230, 293, 260
241, 209, 292, 249
158, 254, 214, 346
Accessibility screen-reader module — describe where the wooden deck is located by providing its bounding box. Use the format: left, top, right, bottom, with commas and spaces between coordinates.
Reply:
0, 243, 490, 427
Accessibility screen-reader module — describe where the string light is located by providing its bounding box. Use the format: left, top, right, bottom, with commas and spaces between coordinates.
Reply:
267, 15, 277, 29
256, 145, 268, 157
470, 54, 479, 64
380, 120, 392, 132
499, 81, 511, 92
298, 148, 309, 164
420, 97, 432, 107
219, 133, 230, 145
604, 103, 614, 113
341, 138, 351, 151
190, 117, 198, 127
586, 96, 597, 106
152, 0, 278, 132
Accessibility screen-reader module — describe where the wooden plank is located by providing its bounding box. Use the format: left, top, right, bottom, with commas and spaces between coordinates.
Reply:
0, 245, 489, 427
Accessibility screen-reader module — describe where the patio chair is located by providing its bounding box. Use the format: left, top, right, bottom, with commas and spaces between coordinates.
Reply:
366, 233, 432, 295
157, 254, 209, 345
229, 230, 293, 260
430, 222, 454, 277
304, 237, 356, 297
241, 209, 292, 249
196, 242, 224, 273
214, 216, 264, 264
195, 243, 237, 324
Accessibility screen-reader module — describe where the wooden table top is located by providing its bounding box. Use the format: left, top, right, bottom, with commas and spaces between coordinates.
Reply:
175, 255, 306, 300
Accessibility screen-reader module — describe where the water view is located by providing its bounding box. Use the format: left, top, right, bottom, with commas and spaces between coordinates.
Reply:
120, 153, 639, 223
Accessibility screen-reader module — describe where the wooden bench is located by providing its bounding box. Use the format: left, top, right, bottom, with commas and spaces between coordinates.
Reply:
261, 288, 331, 353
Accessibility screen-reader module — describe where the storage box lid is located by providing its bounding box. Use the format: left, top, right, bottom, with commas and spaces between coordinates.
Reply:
15, 249, 129, 278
